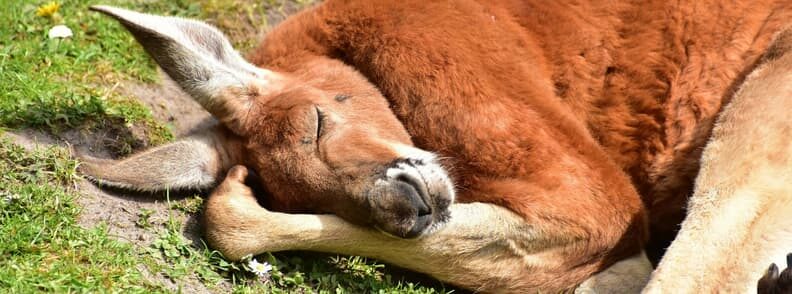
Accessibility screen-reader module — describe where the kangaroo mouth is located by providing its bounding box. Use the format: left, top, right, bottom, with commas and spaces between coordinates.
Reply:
367, 156, 455, 239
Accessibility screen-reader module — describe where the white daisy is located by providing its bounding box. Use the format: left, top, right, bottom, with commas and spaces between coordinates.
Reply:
48, 25, 73, 39
247, 259, 272, 276
1, 192, 17, 204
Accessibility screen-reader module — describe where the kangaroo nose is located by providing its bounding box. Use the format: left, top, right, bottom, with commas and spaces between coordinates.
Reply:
367, 173, 435, 239
394, 173, 432, 216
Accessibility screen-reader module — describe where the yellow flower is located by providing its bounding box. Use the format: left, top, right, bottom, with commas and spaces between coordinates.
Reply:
36, 2, 60, 18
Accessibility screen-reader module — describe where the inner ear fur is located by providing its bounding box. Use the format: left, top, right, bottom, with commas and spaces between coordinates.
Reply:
90, 5, 274, 134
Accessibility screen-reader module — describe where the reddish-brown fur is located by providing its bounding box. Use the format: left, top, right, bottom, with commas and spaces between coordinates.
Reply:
85, 0, 792, 291
246, 0, 792, 269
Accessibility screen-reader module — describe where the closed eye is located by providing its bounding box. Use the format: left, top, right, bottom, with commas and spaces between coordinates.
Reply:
315, 106, 325, 141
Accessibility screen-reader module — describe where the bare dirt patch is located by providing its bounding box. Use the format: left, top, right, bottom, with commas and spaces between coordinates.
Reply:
121, 76, 216, 137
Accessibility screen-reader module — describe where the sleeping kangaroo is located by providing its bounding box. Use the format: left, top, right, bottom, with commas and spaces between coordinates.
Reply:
82, 0, 792, 292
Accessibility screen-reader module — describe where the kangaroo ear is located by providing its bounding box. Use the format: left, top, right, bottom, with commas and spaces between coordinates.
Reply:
90, 5, 271, 133
78, 126, 244, 192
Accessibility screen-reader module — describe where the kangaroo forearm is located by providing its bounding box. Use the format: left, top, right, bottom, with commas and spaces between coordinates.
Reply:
236, 201, 645, 292
234, 202, 573, 292
299, 202, 536, 263
204, 165, 651, 292
467, 176, 648, 265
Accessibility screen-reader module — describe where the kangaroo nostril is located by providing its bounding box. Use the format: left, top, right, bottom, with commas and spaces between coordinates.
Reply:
403, 213, 432, 238
395, 173, 432, 215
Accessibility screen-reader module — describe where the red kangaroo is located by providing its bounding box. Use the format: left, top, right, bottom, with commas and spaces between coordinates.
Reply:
82, 0, 792, 292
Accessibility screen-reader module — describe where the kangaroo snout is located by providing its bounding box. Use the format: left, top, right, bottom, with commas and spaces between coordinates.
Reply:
367, 157, 454, 239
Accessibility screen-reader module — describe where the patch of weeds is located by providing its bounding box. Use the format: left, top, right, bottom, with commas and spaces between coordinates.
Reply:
91, 107, 174, 156
170, 195, 204, 214
331, 256, 386, 281
199, 250, 452, 293
0, 138, 165, 292
102, 94, 175, 147
145, 192, 227, 288
149, 229, 209, 281
253, 253, 450, 293
136, 208, 155, 229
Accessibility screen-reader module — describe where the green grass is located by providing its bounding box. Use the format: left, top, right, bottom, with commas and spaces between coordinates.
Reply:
0, 0, 452, 292
0, 137, 163, 293
0, 0, 188, 146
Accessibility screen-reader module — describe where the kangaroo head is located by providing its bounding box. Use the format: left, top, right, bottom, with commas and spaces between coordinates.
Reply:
90, 6, 455, 238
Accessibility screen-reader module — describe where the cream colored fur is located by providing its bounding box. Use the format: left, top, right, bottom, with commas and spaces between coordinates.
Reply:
644, 31, 792, 293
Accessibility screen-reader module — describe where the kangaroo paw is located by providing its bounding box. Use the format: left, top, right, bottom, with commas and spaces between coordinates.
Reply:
203, 165, 272, 260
